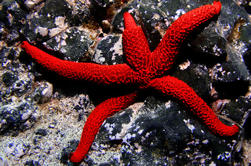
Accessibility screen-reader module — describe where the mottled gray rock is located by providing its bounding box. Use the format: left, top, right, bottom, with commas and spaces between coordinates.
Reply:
31, 81, 53, 104
173, 63, 211, 100
2, 71, 18, 87
91, 0, 115, 8
0, 100, 38, 136
218, 0, 249, 37
45, 27, 93, 61
24, 160, 41, 166
210, 44, 250, 98
35, 128, 48, 136
67, 0, 91, 26
11, 0, 91, 43
243, 46, 251, 72
0, 0, 27, 45
93, 35, 124, 65
23, 0, 71, 41
0, 0, 27, 28
0, 46, 34, 101
188, 24, 227, 62
5, 140, 30, 159
211, 62, 247, 83
0, 156, 8, 166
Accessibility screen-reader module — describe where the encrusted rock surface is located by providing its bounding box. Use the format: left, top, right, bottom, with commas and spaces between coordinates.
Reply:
0, 0, 250, 165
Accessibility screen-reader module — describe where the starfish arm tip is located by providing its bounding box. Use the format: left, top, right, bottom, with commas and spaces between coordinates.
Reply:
224, 124, 239, 137
123, 12, 137, 29
69, 152, 84, 163
233, 124, 240, 134
21, 41, 29, 49
213, 1, 222, 14
123, 11, 130, 17
149, 76, 240, 137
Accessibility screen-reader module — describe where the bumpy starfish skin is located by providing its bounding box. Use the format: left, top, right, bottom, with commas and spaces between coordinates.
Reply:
21, 41, 139, 85
149, 76, 239, 136
122, 12, 151, 73
70, 92, 138, 162
151, 1, 222, 76
123, 1, 222, 78
21, 1, 239, 163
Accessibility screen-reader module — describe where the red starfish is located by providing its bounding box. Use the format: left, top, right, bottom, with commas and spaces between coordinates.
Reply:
21, 1, 239, 163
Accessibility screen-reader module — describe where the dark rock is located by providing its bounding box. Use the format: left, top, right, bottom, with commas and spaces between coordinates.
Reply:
45, 27, 93, 61
24, 160, 41, 166
48, 120, 57, 128
60, 140, 79, 164
6, 29, 20, 45
0, 0, 27, 27
93, 35, 124, 65
218, 0, 249, 38
225, 45, 249, 80
172, 63, 211, 100
0, 47, 8, 64
35, 128, 48, 136
0, 101, 38, 135
239, 22, 251, 44
243, 47, 251, 73
0, 46, 34, 105
98, 109, 132, 143
6, 141, 30, 158
223, 97, 251, 124
213, 80, 249, 99
31, 81, 53, 104
91, 0, 113, 8
0, 0, 27, 45
7, 48, 18, 60
210, 48, 250, 99
40, 0, 70, 18
2, 71, 18, 87
99, 163, 113, 166
0, 0, 10, 26
68, 0, 91, 26
0, 22, 5, 39
211, 63, 242, 82
20, 0, 92, 43
188, 24, 227, 63
12, 79, 32, 97
23, 0, 71, 41
33, 135, 42, 145
243, 111, 251, 139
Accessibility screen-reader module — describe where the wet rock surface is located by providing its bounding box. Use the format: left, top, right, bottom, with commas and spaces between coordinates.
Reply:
0, 0, 250, 165
0, 100, 38, 136
45, 27, 94, 61
93, 35, 124, 65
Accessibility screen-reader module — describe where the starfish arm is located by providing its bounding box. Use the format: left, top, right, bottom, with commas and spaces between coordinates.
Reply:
70, 91, 138, 163
21, 41, 138, 85
151, 1, 222, 75
148, 76, 239, 137
123, 12, 151, 72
